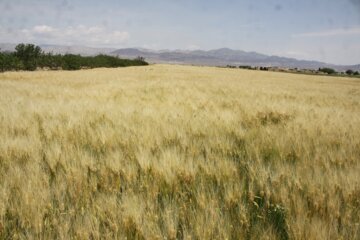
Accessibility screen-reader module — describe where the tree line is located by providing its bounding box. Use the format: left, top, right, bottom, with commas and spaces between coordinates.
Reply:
0, 43, 148, 72
318, 68, 359, 76
226, 65, 359, 76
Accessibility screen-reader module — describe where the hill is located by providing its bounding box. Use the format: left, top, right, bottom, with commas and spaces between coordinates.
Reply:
111, 47, 360, 71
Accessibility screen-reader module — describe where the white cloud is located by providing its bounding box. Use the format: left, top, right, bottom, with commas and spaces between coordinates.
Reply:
33, 25, 55, 34
185, 44, 200, 50
292, 27, 360, 38
0, 24, 130, 47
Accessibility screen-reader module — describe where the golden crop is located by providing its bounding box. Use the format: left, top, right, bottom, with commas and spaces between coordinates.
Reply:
0, 64, 359, 239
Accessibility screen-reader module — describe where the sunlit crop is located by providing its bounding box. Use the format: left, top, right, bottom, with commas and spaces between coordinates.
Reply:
0, 65, 359, 239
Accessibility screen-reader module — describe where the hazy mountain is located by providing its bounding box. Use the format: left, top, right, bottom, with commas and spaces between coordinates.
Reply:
0, 43, 17, 52
111, 48, 360, 72
0, 43, 115, 56
39, 44, 116, 56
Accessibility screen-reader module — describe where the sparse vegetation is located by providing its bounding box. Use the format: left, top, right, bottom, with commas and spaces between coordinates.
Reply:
346, 69, 354, 75
0, 65, 359, 239
224, 65, 360, 78
346, 69, 360, 76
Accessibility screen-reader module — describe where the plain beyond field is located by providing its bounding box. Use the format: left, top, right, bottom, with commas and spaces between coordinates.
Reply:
0, 65, 359, 239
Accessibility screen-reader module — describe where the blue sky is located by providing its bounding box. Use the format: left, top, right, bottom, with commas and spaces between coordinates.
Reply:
1, 0, 359, 65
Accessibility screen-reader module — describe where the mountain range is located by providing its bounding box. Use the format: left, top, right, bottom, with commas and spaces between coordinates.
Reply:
111, 48, 360, 72
1, 43, 359, 71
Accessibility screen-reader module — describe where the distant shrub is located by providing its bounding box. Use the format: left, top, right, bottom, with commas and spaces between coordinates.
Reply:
135, 56, 145, 62
346, 70, 359, 76
62, 54, 82, 70
226, 65, 237, 68
346, 69, 354, 75
318, 67, 336, 75
239, 65, 253, 69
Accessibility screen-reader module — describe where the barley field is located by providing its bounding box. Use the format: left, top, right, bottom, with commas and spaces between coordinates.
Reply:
0, 64, 359, 239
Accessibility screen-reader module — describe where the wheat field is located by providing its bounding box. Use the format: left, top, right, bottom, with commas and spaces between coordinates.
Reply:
0, 64, 359, 239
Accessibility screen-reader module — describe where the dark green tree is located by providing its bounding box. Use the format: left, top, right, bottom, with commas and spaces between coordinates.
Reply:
0, 51, 4, 72
346, 69, 354, 75
15, 43, 42, 71
0, 52, 23, 71
318, 67, 336, 75
135, 56, 145, 62
62, 54, 81, 70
